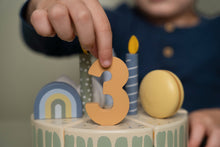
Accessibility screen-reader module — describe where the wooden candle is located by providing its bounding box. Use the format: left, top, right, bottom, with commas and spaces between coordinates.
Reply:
80, 48, 93, 114
125, 35, 139, 115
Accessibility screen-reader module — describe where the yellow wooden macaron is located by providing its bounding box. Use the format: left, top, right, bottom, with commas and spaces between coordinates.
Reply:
139, 70, 184, 118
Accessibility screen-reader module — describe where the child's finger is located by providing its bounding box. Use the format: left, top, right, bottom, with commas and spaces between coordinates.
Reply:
48, 3, 75, 42
188, 121, 206, 147
84, 0, 112, 68
66, 0, 95, 51
31, 9, 55, 37
205, 130, 220, 147
90, 43, 98, 58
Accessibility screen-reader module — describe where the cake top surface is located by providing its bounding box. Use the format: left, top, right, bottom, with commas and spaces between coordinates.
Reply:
129, 108, 187, 128
68, 117, 150, 130
32, 108, 187, 131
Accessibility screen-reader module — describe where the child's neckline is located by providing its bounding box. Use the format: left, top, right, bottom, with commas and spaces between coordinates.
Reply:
131, 4, 207, 32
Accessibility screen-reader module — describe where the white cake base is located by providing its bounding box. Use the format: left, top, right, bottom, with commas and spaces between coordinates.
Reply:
31, 109, 187, 147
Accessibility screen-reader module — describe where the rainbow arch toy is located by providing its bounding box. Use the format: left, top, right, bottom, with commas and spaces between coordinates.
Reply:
34, 82, 82, 119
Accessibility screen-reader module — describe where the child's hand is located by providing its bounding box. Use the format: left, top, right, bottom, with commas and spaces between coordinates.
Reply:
27, 0, 112, 68
188, 108, 220, 147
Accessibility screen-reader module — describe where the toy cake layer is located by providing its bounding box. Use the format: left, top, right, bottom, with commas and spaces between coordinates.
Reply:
31, 109, 187, 147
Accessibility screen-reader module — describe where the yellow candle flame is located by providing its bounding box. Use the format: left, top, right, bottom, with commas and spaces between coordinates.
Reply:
81, 48, 89, 55
128, 35, 139, 54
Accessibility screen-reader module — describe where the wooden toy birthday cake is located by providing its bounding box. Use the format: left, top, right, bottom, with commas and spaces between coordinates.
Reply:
31, 36, 188, 147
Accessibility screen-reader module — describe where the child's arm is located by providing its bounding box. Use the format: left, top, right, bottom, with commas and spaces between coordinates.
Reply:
188, 108, 220, 147
24, 0, 112, 68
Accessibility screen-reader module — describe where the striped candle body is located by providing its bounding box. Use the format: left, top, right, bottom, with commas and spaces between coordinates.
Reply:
79, 54, 93, 114
125, 54, 138, 115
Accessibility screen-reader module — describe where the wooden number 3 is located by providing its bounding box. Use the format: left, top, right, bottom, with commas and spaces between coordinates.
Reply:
85, 57, 129, 126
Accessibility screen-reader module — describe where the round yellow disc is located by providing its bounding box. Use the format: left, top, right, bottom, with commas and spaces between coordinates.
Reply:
139, 70, 184, 118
